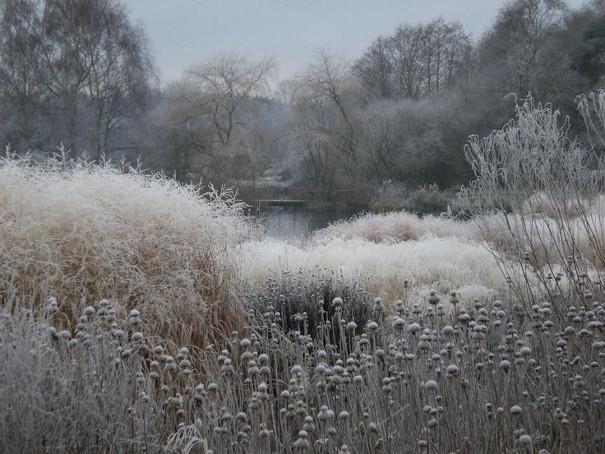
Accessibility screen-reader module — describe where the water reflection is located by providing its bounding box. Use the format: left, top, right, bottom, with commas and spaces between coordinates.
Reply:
258, 206, 361, 242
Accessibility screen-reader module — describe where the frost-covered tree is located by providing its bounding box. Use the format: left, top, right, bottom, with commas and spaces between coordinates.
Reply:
156, 53, 276, 183
353, 19, 471, 100
288, 51, 367, 198
0, 0, 154, 158
477, 0, 569, 99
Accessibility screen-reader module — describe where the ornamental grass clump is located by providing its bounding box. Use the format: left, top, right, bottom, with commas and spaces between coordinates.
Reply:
312, 210, 480, 244
238, 236, 518, 306
0, 155, 250, 347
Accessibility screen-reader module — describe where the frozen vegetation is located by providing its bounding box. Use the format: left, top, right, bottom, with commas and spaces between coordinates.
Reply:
1, 0, 605, 450
1, 91, 605, 452
0, 155, 251, 347
2, 289, 604, 453
237, 236, 509, 306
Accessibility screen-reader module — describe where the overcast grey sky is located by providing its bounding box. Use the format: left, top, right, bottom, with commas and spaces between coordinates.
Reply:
123, 0, 589, 83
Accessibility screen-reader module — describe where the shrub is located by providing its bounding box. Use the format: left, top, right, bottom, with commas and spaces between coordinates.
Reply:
401, 184, 454, 215
370, 182, 455, 215
370, 181, 408, 212
460, 93, 605, 309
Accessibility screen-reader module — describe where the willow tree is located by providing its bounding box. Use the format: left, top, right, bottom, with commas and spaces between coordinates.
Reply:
0, 0, 154, 158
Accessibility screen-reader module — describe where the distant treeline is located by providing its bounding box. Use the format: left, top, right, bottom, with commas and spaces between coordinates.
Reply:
1, 0, 604, 207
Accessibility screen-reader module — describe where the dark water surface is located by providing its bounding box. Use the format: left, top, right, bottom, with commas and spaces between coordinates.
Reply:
257, 206, 362, 241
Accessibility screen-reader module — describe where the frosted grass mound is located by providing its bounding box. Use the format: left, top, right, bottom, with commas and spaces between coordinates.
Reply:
0, 156, 249, 346
312, 211, 481, 243
237, 235, 521, 306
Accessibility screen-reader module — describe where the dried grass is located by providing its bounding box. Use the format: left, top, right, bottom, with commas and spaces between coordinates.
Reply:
0, 155, 250, 347
237, 236, 521, 307
312, 211, 480, 243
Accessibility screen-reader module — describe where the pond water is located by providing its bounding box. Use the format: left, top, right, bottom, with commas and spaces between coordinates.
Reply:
255, 206, 362, 241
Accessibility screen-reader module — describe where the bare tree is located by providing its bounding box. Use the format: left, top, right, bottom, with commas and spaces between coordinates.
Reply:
421, 19, 471, 95
354, 20, 470, 100
0, 0, 154, 158
293, 51, 363, 178
81, 2, 153, 160
158, 53, 275, 183
478, 0, 568, 98
0, 0, 45, 148
353, 36, 393, 98
390, 24, 425, 99
185, 53, 274, 148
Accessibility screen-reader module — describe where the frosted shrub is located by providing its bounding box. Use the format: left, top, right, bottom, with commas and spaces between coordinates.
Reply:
0, 155, 250, 346
0, 303, 172, 452
460, 94, 605, 309
401, 184, 453, 215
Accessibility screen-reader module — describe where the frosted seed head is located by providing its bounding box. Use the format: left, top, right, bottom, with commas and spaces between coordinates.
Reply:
407, 322, 421, 334
128, 309, 140, 318
338, 410, 350, 420
240, 338, 251, 348
424, 380, 438, 391
442, 325, 454, 335
446, 364, 459, 375
520, 346, 532, 356
449, 292, 459, 305
392, 317, 405, 329
258, 353, 269, 365
519, 434, 532, 445
458, 313, 472, 323
428, 291, 440, 306
292, 435, 310, 450
373, 297, 384, 311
